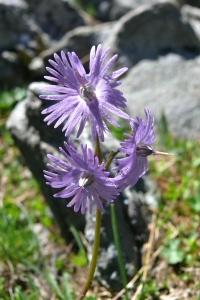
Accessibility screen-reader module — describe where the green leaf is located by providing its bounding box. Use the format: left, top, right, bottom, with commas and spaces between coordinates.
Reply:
71, 249, 88, 267
192, 157, 200, 167
161, 239, 184, 264
188, 195, 200, 212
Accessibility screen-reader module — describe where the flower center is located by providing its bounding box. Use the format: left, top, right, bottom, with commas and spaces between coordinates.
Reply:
136, 143, 154, 157
73, 69, 96, 102
80, 83, 96, 102
79, 171, 94, 187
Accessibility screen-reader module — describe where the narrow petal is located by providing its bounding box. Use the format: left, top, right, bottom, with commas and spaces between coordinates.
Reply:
63, 103, 85, 135
54, 187, 77, 198
69, 52, 86, 77
91, 188, 104, 212
100, 47, 110, 68
99, 54, 118, 78
105, 67, 128, 81
61, 51, 70, 68
76, 110, 88, 138
74, 192, 85, 213
104, 102, 130, 119
101, 109, 120, 128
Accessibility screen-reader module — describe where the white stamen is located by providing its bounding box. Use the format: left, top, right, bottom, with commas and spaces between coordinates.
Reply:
136, 143, 177, 157
80, 83, 96, 102
152, 150, 177, 156
79, 172, 94, 187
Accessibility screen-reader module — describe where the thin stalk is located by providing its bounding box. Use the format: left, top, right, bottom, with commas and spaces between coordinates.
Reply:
111, 204, 129, 300
76, 136, 102, 300
94, 135, 102, 164
76, 207, 101, 300
104, 150, 119, 170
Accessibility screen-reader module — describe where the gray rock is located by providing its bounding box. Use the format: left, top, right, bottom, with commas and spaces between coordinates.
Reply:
0, 0, 49, 87
114, 0, 200, 9
6, 82, 86, 242
114, 0, 161, 9
120, 53, 200, 140
0, 0, 91, 87
0, 0, 47, 51
181, 4, 200, 40
182, 0, 200, 8
103, 1, 200, 70
41, 21, 115, 58
0, 51, 28, 88
182, 4, 200, 21
28, 57, 45, 76
26, 0, 87, 40
96, 1, 130, 21
33, 22, 115, 74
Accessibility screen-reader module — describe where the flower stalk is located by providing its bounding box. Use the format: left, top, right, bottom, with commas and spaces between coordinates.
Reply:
76, 206, 101, 300
77, 136, 102, 300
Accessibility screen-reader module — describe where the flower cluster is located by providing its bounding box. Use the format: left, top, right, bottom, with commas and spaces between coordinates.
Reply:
41, 44, 168, 214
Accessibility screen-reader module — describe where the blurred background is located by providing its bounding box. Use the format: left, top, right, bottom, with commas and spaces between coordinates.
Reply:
0, 0, 200, 299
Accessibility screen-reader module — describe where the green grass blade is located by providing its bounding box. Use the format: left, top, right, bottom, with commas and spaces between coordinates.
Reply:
46, 273, 65, 300
22, 259, 45, 278
62, 273, 71, 300
69, 224, 85, 253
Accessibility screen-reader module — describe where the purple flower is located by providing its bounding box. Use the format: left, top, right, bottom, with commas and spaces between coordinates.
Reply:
114, 108, 155, 187
44, 140, 120, 214
40, 44, 130, 142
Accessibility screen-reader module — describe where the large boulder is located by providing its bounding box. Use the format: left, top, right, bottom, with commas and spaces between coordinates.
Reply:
103, 1, 200, 69
29, 22, 115, 78
181, 4, 200, 41
121, 53, 200, 140
25, 0, 87, 40
114, 0, 161, 9
0, 0, 90, 88
0, 51, 28, 87
6, 82, 86, 242
0, 0, 45, 51
0, 0, 48, 87
182, 0, 200, 8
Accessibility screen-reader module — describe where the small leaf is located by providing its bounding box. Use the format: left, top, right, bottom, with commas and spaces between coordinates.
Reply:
192, 157, 200, 167
71, 249, 87, 267
161, 239, 184, 264
188, 195, 200, 212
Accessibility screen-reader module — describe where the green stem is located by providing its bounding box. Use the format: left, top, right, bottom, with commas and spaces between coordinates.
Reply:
104, 150, 119, 171
76, 207, 101, 300
94, 135, 102, 164
76, 136, 102, 300
111, 204, 129, 300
